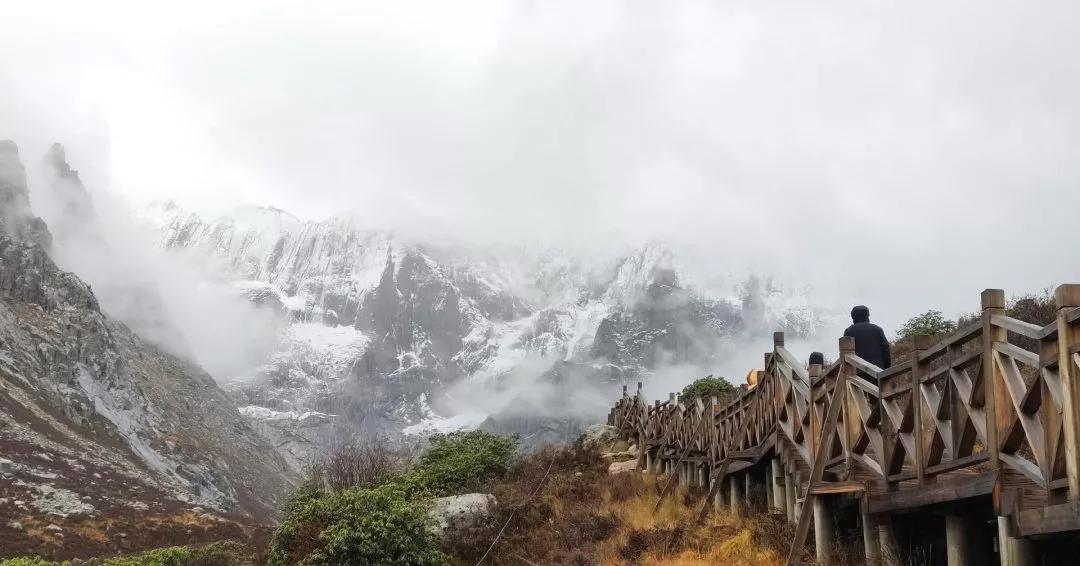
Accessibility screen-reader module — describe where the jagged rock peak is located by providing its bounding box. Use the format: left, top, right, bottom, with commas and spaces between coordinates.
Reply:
46, 142, 81, 183
0, 140, 30, 213
0, 140, 52, 249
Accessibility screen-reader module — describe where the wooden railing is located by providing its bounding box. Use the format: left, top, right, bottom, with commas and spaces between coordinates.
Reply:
607, 286, 1080, 564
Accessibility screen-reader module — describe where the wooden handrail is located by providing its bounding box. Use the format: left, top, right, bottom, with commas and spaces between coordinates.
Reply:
605, 285, 1080, 559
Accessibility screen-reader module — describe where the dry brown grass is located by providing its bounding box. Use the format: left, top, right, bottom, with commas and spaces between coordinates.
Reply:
447, 442, 786, 565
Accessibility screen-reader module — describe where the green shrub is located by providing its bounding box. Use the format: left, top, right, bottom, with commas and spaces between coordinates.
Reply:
408, 430, 517, 496
897, 310, 956, 339
679, 376, 738, 405
266, 483, 443, 566
0, 559, 65, 566
98, 547, 190, 566
0, 542, 249, 566
267, 430, 517, 565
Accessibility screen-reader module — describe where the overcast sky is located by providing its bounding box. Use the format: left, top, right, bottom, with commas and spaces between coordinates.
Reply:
3, 0, 1080, 332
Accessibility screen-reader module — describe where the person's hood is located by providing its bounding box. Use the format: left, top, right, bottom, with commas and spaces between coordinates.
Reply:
851, 305, 870, 323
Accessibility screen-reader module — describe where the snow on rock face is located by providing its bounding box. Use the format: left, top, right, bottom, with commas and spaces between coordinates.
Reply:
141, 203, 827, 449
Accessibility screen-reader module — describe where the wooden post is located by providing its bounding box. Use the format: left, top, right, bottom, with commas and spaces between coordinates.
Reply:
785, 469, 796, 521
1055, 284, 1080, 500
764, 464, 774, 508
813, 496, 835, 565
810, 364, 823, 459
840, 337, 856, 477
744, 468, 755, 506
714, 473, 726, 509
729, 475, 743, 518
771, 458, 784, 513
945, 514, 970, 566
879, 516, 901, 566
862, 510, 882, 566
996, 516, 1034, 566
793, 471, 803, 523
912, 335, 932, 485
981, 289, 1006, 469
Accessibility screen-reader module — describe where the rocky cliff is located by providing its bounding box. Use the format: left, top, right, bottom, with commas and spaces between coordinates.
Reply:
0, 142, 295, 558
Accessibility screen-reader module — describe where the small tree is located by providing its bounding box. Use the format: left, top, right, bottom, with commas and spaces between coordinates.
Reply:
679, 376, 739, 405
897, 310, 956, 340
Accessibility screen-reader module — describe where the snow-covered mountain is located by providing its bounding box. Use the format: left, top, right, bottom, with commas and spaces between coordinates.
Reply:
140, 201, 825, 452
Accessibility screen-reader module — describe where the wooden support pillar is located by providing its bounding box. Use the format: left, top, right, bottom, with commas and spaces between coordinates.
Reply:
699, 464, 708, 488
771, 458, 784, 513
785, 470, 796, 522
813, 496, 835, 565
1055, 284, 1080, 500
879, 517, 901, 566
729, 475, 743, 518
996, 516, 1034, 566
793, 471, 803, 521
645, 451, 653, 474
764, 464, 774, 509
713, 473, 726, 509
744, 468, 755, 507
862, 511, 882, 566
945, 514, 970, 566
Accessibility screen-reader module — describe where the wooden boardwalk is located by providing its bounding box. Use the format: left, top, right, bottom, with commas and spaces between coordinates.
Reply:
607, 286, 1080, 565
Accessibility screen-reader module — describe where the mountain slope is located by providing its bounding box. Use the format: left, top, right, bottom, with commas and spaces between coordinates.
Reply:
0, 142, 295, 558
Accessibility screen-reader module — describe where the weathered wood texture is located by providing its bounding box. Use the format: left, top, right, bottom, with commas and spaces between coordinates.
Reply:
607, 286, 1080, 555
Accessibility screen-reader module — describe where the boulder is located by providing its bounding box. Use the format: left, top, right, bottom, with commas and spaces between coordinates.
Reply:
428, 493, 497, 539
608, 459, 638, 475
582, 424, 618, 450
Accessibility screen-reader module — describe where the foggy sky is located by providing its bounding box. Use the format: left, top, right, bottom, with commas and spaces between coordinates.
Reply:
4, 0, 1080, 333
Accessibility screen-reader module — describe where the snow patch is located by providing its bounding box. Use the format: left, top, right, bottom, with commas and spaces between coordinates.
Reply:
238, 405, 333, 422
402, 412, 488, 437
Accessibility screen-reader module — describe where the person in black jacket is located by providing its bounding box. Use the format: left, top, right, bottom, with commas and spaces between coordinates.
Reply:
843, 305, 891, 372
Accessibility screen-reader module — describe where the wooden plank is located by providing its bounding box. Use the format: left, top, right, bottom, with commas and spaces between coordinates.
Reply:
846, 353, 884, 381
809, 481, 865, 495
991, 314, 1045, 340
868, 470, 997, 514
877, 360, 913, 382
1015, 500, 1080, 536
847, 371, 881, 397
994, 340, 1040, 368
920, 320, 983, 363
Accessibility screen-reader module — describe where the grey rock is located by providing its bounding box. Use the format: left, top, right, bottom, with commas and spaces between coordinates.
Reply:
428, 493, 497, 538
582, 424, 618, 450
608, 459, 638, 475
